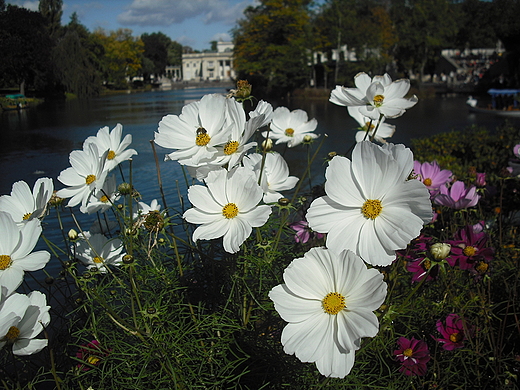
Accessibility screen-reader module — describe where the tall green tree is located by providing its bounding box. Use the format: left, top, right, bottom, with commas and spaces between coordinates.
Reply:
52, 12, 104, 97
167, 40, 183, 66
0, 5, 53, 94
141, 32, 170, 79
391, 0, 459, 80
233, 0, 312, 96
38, 0, 63, 39
92, 28, 144, 89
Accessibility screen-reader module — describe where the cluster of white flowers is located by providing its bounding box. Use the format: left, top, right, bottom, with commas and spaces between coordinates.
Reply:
0, 180, 52, 355
154, 94, 305, 253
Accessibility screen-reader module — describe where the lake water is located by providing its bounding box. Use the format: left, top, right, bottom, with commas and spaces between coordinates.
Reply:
1, 87, 519, 278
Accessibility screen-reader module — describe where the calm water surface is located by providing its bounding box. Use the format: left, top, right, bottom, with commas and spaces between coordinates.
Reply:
1, 87, 518, 277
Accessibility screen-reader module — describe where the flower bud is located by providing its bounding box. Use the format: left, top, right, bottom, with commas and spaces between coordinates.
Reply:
118, 182, 132, 195
430, 243, 451, 260
68, 229, 78, 241
278, 198, 290, 206
262, 138, 273, 152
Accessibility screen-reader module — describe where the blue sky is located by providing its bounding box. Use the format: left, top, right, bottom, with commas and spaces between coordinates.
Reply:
7, 0, 257, 50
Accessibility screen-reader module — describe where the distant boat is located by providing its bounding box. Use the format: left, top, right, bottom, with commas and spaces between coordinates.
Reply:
1, 94, 29, 111
466, 89, 520, 117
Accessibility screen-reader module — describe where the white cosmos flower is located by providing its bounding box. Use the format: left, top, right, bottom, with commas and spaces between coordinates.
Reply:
347, 106, 395, 144
0, 291, 50, 356
154, 94, 230, 166
75, 233, 125, 273
80, 175, 119, 214
330, 72, 418, 120
133, 199, 161, 219
243, 152, 299, 204
249, 100, 273, 129
306, 141, 432, 266
84, 123, 137, 172
269, 247, 387, 378
262, 107, 318, 148
0, 178, 53, 224
0, 212, 50, 297
56, 143, 108, 208
183, 167, 272, 253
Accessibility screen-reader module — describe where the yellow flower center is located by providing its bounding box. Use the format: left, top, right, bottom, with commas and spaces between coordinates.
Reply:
4, 326, 20, 342
285, 128, 295, 137
0, 255, 12, 270
476, 261, 488, 274
222, 203, 239, 219
100, 195, 109, 203
107, 150, 116, 160
373, 94, 385, 107
87, 356, 101, 365
463, 246, 477, 257
85, 174, 96, 185
322, 292, 346, 315
22, 212, 32, 220
93, 256, 103, 264
423, 259, 431, 270
423, 178, 432, 186
224, 141, 239, 155
361, 199, 383, 219
403, 348, 413, 357
195, 127, 211, 146
364, 121, 375, 131
449, 332, 462, 343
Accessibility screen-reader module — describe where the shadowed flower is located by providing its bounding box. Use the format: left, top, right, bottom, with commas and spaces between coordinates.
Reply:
406, 257, 440, 283
0, 291, 50, 356
434, 181, 480, 209
514, 144, 520, 158
394, 337, 430, 376
330, 72, 418, 120
0, 178, 54, 224
0, 212, 50, 297
262, 106, 318, 148
75, 233, 125, 273
289, 220, 324, 244
269, 247, 387, 378
307, 141, 432, 266
347, 106, 395, 143
243, 152, 299, 204
448, 225, 494, 270
434, 313, 470, 350
413, 161, 452, 197
76, 339, 110, 371
84, 123, 137, 172
183, 167, 272, 253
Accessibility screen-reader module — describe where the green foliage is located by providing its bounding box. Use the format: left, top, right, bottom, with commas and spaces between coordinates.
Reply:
233, 0, 312, 97
141, 32, 171, 79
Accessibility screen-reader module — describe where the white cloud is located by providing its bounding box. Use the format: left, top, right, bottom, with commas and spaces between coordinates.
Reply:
210, 32, 231, 42
7, 0, 39, 11
117, 0, 253, 27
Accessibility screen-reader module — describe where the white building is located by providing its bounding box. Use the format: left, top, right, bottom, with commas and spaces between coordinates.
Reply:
182, 41, 235, 82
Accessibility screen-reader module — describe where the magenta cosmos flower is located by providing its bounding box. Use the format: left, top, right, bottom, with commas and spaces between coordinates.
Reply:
434, 314, 469, 350
76, 339, 110, 371
448, 225, 494, 270
434, 181, 480, 209
413, 161, 452, 197
394, 337, 430, 376
289, 220, 324, 244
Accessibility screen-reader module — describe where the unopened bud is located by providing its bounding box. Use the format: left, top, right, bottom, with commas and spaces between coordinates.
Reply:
262, 138, 273, 152
118, 182, 132, 195
68, 229, 78, 241
278, 197, 290, 206
430, 243, 451, 260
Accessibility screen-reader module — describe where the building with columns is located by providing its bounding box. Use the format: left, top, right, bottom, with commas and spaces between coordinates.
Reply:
182, 41, 235, 82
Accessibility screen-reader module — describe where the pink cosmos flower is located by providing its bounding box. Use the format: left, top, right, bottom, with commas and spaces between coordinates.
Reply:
475, 172, 486, 187
448, 225, 494, 270
514, 144, 520, 158
288, 220, 324, 244
394, 337, 430, 376
76, 340, 110, 371
433, 314, 470, 350
434, 181, 480, 209
413, 161, 452, 197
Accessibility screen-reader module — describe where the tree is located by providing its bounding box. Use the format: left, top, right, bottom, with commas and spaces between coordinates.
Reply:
92, 28, 144, 89
167, 41, 183, 66
141, 32, 170, 80
52, 12, 104, 97
233, 0, 313, 97
0, 5, 53, 94
391, 0, 459, 81
39, 0, 63, 40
